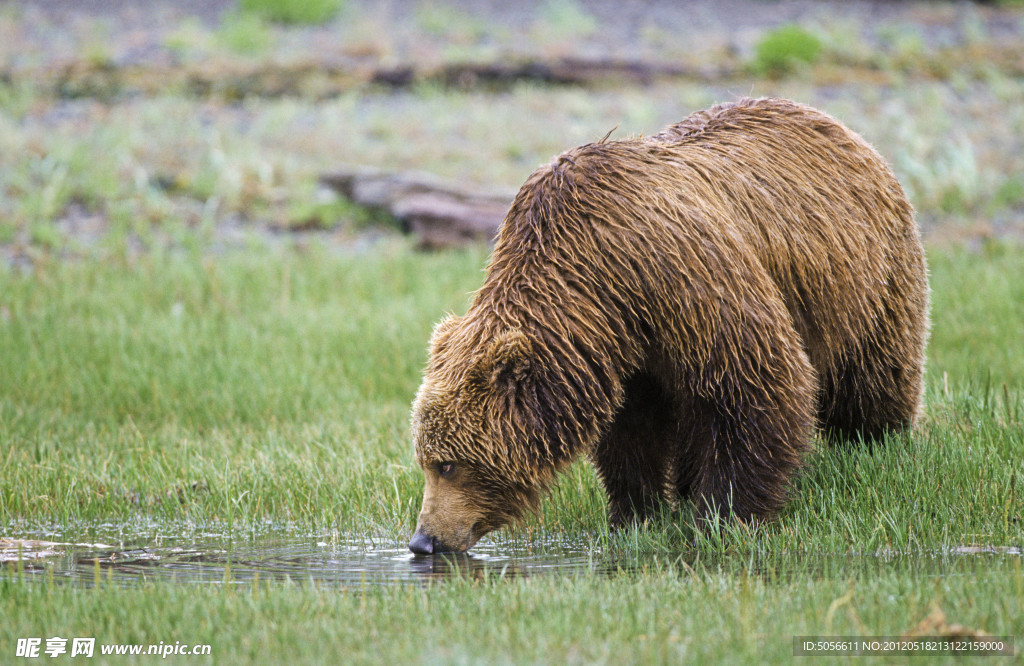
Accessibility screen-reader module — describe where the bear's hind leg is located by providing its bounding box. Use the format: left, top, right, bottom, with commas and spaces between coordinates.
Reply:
818, 260, 928, 445
818, 349, 924, 445
677, 388, 809, 524
591, 373, 677, 529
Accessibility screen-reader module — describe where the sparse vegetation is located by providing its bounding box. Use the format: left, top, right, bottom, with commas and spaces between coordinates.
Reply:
533, 0, 600, 42
2, 76, 1023, 258
752, 24, 824, 77
413, 2, 486, 42
217, 11, 274, 55
238, 0, 343, 25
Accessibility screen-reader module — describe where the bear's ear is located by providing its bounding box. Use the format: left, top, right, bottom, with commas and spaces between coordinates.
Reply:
479, 328, 534, 387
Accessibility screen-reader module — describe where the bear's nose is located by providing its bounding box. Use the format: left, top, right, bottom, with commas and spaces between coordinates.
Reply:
408, 530, 436, 555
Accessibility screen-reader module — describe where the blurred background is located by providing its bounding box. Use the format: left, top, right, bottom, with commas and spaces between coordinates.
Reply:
2, 0, 1022, 262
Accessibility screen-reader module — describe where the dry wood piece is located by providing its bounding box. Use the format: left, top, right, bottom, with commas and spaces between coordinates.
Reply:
319, 168, 516, 249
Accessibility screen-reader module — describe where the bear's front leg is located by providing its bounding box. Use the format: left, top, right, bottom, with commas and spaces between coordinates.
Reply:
591, 373, 678, 529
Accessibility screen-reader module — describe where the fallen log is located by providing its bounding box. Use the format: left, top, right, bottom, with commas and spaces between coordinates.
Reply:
319, 168, 516, 249
374, 57, 727, 90
34, 54, 739, 103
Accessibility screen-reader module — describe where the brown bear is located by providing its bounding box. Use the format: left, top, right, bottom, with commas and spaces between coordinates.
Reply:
408, 97, 929, 554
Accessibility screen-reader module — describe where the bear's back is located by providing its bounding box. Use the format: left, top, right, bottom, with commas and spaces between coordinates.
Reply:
494, 97, 926, 385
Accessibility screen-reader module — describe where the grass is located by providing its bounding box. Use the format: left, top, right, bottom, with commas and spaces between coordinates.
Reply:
0, 241, 485, 528
0, 240, 1022, 662
2, 563, 1020, 663
532, 0, 600, 43
0, 242, 1021, 535
927, 242, 1024, 390
751, 25, 824, 77
216, 12, 274, 56
237, 0, 343, 26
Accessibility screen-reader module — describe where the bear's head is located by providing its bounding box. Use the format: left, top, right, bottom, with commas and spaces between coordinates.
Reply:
409, 315, 563, 553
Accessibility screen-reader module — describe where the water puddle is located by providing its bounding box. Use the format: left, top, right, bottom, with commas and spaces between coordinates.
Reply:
2, 524, 1020, 588
1, 525, 617, 586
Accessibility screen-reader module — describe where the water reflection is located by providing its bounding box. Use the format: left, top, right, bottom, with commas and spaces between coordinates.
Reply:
2, 526, 1021, 588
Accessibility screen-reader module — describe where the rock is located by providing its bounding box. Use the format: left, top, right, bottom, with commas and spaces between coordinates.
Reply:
319, 168, 515, 249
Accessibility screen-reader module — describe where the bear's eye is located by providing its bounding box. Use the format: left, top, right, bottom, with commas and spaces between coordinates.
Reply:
438, 462, 455, 478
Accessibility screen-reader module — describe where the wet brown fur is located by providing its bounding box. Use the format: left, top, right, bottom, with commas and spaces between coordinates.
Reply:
411, 97, 929, 551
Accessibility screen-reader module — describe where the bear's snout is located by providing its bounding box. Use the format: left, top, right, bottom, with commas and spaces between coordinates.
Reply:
408, 529, 437, 555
